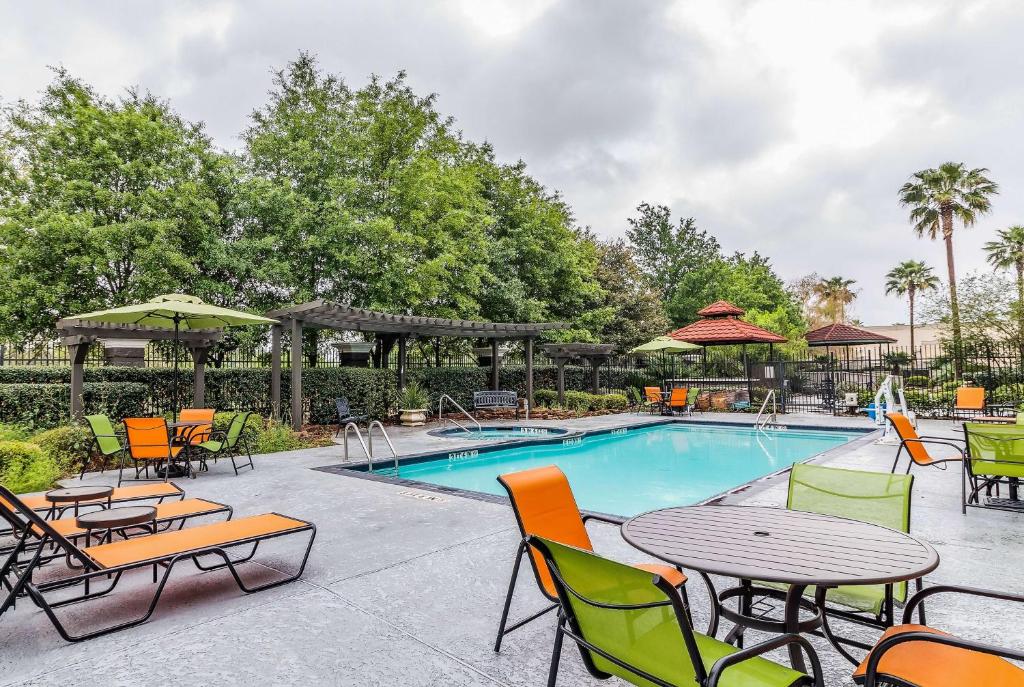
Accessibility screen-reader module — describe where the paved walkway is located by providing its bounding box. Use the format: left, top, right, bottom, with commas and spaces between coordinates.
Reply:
2, 413, 1021, 686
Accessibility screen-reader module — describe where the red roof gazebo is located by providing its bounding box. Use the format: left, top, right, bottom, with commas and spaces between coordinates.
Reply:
804, 323, 896, 347
668, 301, 787, 346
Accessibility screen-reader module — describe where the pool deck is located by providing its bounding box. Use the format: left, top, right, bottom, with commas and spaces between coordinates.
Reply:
2, 411, 1022, 686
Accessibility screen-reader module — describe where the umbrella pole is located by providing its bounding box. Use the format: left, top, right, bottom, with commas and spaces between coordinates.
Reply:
173, 316, 180, 422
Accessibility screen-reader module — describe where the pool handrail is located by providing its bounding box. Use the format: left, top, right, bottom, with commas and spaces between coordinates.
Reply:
367, 420, 399, 475
438, 394, 481, 434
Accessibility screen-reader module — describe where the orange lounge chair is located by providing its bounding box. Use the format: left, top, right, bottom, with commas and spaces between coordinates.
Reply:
17, 481, 185, 516
853, 585, 1024, 686
493, 465, 688, 651
643, 386, 664, 414
667, 386, 689, 414
953, 386, 985, 423
886, 412, 964, 474
0, 484, 315, 642
122, 417, 186, 485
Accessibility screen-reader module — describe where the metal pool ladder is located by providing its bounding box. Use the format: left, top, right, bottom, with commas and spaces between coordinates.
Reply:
343, 421, 400, 475
438, 393, 481, 434
755, 390, 778, 431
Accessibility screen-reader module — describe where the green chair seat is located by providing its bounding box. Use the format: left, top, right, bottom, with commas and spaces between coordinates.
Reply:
197, 440, 224, 453
534, 537, 815, 687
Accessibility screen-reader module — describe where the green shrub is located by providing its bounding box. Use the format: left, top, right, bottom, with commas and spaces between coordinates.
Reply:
0, 382, 147, 429
941, 380, 962, 392
533, 389, 558, 407
0, 423, 32, 442
903, 375, 931, 388
562, 391, 592, 412
603, 393, 628, 411
252, 420, 308, 454
31, 425, 92, 471
0, 440, 62, 493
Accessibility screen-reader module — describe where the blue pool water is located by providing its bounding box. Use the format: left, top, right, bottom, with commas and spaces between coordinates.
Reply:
398, 424, 862, 517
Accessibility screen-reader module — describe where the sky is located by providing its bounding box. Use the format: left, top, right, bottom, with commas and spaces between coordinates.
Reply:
2, 0, 1023, 325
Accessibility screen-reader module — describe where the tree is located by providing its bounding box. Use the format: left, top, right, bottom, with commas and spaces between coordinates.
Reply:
984, 225, 1024, 345
884, 260, 939, 356
812, 276, 857, 324
591, 238, 669, 350
899, 162, 998, 370
921, 271, 1024, 356
0, 68, 236, 340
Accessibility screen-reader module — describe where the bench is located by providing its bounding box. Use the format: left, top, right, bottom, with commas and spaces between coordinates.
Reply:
473, 391, 521, 420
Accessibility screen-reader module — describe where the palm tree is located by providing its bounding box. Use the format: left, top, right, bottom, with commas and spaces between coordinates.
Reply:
813, 276, 857, 323
984, 225, 1024, 342
898, 162, 998, 372
884, 260, 939, 357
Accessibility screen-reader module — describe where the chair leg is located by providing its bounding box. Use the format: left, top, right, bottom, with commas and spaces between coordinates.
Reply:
546, 614, 566, 687
494, 541, 527, 652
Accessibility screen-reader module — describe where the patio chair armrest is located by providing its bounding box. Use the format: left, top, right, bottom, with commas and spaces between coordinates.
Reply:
917, 434, 965, 443
581, 513, 626, 527
863, 630, 1024, 687
708, 633, 823, 687
902, 583, 1024, 624
899, 438, 965, 457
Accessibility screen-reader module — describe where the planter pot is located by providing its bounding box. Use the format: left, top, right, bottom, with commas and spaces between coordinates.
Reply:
399, 409, 428, 427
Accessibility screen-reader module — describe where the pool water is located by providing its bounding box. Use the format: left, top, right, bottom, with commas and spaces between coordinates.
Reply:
398, 424, 862, 517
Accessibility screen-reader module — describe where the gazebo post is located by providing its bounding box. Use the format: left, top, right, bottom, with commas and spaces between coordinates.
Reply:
397, 334, 408, 390
434, 337, 442, 367
67, 338, 92, 421
490, 338, 500, 391
271, 324, 282, 421
187, 344, 210, 408
742, 343, 752, 406
290, 318, 303, 431
524, 337, 534, 410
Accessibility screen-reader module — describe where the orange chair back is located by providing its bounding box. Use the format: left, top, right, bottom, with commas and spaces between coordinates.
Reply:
644, 386, 662, 403
497, 465, 593, 598
886, 412, 933, 466
177, 408, 215, 444
124, 418, 173, 460
668, 387, 688, 407
956, 387, 985, 411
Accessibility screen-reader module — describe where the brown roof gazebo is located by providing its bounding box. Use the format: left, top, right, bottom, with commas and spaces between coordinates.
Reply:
804, 323, 896, 364
668, 301, 787, 347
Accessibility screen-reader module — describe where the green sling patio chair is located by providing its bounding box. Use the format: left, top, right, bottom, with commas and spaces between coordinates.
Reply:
195, 411, 255, 476
82, 414, 126, 479
962, 423, 1024, 513
686, 387, 701, 414
529, 536, 822, 687
753, 463, 917, 665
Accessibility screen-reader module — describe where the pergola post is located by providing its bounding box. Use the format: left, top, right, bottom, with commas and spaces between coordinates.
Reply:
67, 339, 92, 421
187, 344, 211, 408
271, 324, 282, 421
587, 356, 608, 394
397, 334, 408, 390
291, 318, 303, 431
524, 337, 534, 410
490, 338, 500, 391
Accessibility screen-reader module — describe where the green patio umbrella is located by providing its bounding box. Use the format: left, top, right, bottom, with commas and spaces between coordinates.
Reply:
629, 336, 701, 354
68, 294, 278, 419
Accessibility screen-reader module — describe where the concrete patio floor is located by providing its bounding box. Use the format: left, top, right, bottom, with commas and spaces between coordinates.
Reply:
2, 412, 1022, 686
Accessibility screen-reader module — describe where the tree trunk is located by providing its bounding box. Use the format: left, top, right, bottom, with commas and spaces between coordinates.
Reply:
1017, 261, 1024, 360
941, 206, 963, 379
908, 286, 916, 359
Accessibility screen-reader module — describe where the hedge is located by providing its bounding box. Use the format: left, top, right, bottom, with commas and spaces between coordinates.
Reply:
0, 440, 62, 493
0, 382, 148, 428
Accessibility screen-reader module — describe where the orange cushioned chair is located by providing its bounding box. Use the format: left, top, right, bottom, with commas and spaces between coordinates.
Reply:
0, 484, 315, 642
122, 417, 185, 485
493, 465, 688, 652
886, 412, 964, 474
853, 584, 1024, 686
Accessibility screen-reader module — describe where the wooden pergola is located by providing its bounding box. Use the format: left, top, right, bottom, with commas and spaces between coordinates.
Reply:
265, 301, 569, 429
56, 319, 223, 419
540, 343, 615, 403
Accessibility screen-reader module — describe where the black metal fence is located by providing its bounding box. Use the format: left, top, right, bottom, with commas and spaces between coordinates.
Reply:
3, 338, 1023, 417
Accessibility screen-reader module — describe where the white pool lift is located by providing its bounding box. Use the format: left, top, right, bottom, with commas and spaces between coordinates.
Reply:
872, 374, 914, 443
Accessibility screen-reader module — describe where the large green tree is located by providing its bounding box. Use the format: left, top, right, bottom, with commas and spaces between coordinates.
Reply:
884, 260, 939, 355
590, 238, 668, 350
898, 162, 998, 366
0, 69, 236, 339
984, 225, 1024, 345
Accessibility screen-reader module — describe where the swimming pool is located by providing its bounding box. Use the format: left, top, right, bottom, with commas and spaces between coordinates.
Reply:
390, 423, 864, 517
429, 426, 568, 440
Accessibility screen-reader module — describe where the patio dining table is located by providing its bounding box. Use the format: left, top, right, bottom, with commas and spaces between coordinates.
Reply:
621, 505, 939, 671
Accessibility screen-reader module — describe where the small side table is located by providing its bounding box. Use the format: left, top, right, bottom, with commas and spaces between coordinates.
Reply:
76, 505, 157, 544
45, 485, 114, 518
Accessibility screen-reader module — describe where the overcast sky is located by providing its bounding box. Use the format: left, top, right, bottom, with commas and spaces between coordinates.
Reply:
3, 0, 1023, 325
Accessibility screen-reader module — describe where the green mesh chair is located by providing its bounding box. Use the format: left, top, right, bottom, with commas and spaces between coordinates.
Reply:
82, 414, 126, 479
195, 412, 255, 476
963, 423, 1024, 512
686, 387, 701, 415
765, 463, 917, 664
529, 536, 821, 687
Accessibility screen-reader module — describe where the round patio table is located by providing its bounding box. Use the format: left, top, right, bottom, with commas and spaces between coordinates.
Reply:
76, 505, 157, 544
622, 505, 939, 671
162, 420, 208, 478
45, 485, 114, 517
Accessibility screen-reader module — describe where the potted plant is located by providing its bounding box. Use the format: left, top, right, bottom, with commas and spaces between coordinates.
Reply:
398, 381, 430, 427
